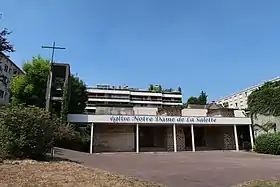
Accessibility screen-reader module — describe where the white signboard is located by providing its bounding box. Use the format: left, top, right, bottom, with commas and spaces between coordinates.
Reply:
110, 115, 216, 124
68, 114, 252, 125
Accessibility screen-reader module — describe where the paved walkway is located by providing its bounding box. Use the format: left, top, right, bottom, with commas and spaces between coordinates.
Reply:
55, 148, 280, 187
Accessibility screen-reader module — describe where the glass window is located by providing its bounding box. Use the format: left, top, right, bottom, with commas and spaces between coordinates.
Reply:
4, 65, 8, 72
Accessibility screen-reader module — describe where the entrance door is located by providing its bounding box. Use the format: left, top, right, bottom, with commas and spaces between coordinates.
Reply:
139, 127, 154, 147
194, 127, 206, 147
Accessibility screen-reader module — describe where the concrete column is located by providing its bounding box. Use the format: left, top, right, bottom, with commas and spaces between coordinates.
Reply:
90, 123, 94, 154
249, 124, 254, 150
136, 124, 139, 153
191, 124, 195, 152
173, 124, 177, 152
233, 124, 239, 151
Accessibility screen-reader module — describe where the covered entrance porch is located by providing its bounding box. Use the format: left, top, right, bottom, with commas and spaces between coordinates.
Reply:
67, 114, 253, 153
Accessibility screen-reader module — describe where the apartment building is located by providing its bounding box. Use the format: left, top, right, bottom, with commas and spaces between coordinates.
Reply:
0, 52, 24, 105
216, 77, 280, 109
86, 84, 182, 113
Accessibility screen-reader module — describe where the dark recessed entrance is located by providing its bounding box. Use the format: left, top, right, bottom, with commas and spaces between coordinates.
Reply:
138, 126, 166, 152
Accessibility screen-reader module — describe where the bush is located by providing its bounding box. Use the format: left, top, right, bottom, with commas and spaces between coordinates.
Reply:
254, 132, 280, 155
54, 124, 91, 153
0, 105, 56, 159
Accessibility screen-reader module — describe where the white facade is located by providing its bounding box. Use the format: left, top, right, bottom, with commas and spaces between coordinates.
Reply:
86, 85, 182, 113
0, 52, 24, 106
216, 77, 280, 109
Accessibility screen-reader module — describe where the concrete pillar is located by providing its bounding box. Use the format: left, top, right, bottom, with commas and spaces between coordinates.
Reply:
233, 124, 239, 151
90, 123, 94, 154
136, 124, 139, 153
191, 124, 195, 152
173, 124, 177, 152
249, 124, 254, 150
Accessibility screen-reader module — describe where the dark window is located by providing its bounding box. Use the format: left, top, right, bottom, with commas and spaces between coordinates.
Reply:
13, 70, 18, 75
9, 68, 12, 73
4, 65, 8, 72
0, 90, 4, 98
235, 103, 238, 107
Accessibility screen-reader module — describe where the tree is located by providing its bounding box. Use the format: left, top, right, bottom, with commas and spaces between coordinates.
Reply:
148, 84, 154, 91
11, 56, 50, 108
198, 91, 207, 105
68, 75, 87, 114
185, 91, 208, 105
187, 96, 199, 104
10, 56, 87, 114
0, 28, 14, 53
178, 87, 182, 93
158, 85, 162, 92
248, 81, 280, 117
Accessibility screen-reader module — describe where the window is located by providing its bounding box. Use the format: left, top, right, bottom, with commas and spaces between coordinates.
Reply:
9, 68, 12, 74
13, 70, 18, 75
0, 90, 4, 99
4, 65, 8, 72
235, 103, 238, 107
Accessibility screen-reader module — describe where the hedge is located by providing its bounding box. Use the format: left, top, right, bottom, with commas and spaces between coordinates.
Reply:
0, 105, 56, 159
254, 132, 280, 155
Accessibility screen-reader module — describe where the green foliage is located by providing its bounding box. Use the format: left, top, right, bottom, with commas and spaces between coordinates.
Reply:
0, 105, 56, 159
10, 56, 87, 114
61, 82, 69, 122
0, 28, 14, 53
68, 75, 87, 114
54, 124, 90, 152
11, 56, 50, 107
187, 96, 199, 104
148, 84, 180, 93
254, 133, 280, 155
178, 87, 182, 93
185, 91, 208, 105
248, 81, 280, 116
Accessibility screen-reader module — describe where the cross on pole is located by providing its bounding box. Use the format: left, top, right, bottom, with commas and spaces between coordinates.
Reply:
41, 41, 66, 112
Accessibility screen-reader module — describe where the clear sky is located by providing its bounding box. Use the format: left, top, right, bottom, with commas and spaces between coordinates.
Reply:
1, 0, 280, 102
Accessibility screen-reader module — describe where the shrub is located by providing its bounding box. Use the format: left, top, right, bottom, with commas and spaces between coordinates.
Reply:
54, 124, 91, 152
254, 132, 280, 155
0, 105, 56, 159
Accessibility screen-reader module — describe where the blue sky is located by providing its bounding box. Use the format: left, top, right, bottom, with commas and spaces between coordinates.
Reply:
2, 0, 280, 102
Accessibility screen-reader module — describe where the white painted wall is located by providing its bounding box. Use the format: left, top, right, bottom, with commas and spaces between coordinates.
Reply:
181, 109, 207, 117
133, 107, 158, 115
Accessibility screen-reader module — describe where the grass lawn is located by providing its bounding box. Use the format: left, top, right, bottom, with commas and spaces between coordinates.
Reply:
0, 160, 165, 187
235, 180, 280, 187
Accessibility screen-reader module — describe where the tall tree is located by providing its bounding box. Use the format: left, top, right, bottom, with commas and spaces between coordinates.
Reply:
148, 84, 154, 91
11, 56, 87, 114
0, 28, 14, 53
68, 75, 87, 114
184, 91, 208, 106
198, 91, 207, 105
178, 87, 182, 93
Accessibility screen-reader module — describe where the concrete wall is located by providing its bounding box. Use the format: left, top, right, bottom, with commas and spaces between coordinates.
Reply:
204, 126, 236, 150
253, 114, 280, 137
95, 107, 134, 115
181, 109, 207, 116
133, 107, 158, 115
94, 124, 135, 152
165, 126, 185, 151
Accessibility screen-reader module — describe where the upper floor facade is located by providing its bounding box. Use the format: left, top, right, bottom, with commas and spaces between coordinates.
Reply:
216, 77, 280, 109
86, 84, 182, 113
0, 52, 24, 105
